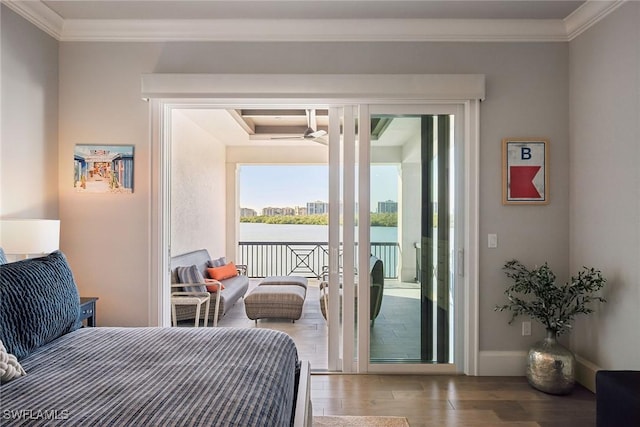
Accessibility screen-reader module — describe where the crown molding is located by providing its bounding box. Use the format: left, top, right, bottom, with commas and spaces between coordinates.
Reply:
1, 0, 626, 43
564, 0, 626, 40
2, 0, 63, 39
60, 18, 568, 42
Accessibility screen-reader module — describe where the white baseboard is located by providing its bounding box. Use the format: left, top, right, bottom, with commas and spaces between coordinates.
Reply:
478, 351, 527, 376
478, 350, 600, 391
575, 354, 601, 393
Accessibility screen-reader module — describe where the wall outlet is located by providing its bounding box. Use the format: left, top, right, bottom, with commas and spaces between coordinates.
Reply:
522, 321, 531, 336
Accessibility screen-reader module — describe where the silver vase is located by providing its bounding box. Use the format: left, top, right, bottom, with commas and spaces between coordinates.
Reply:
526, 329, 575, 395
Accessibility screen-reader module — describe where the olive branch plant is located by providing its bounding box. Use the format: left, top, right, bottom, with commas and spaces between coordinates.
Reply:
495, 259, 607, 336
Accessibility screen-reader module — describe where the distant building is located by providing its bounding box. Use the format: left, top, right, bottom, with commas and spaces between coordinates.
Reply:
262, 207, 281, 216
240, 208, 257, 217
307, 201, 328, 215
281, 207, 296, 216
295, 206, 307, 216
262, 206, 295, 216
377, 200, 398, 213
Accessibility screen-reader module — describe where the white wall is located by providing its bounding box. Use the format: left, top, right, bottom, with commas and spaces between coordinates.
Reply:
569, 2, 640, 371
55, 40, 570, 351
1, 6, 58, 220
171, 110, 226, 257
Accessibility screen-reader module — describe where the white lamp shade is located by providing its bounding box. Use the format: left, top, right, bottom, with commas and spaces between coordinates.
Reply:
0, 219, 61, 255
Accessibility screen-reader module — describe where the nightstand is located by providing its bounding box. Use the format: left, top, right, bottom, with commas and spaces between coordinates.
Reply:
79, 297, 99, 327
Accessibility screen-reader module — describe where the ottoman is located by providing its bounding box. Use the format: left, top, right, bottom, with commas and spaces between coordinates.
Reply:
245, 282, 307, 324
259, 275, 308, 290
596, 370, 640, 427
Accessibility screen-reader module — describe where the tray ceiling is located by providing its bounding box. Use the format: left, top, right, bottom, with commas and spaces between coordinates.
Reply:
3, 0, 625, 42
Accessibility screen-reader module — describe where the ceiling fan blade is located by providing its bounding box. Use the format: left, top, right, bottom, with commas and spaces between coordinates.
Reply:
270, 135, 304, 140
308, 108, 317, 132
311, 136, 328, 146
307, 129, 327, 138
267, 109, 324, 141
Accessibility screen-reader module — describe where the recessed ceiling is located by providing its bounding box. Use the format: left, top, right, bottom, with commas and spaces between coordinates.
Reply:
180, 108, 420, 148
5, 1, 624, 147
5, 0, 624, 42
42, 1, 585, 21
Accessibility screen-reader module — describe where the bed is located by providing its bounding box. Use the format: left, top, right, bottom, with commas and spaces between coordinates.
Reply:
0, 251, 311, 426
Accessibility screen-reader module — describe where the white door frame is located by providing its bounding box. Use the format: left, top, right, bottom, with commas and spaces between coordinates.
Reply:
361, 103, 466, 374
146, 73, 483, 375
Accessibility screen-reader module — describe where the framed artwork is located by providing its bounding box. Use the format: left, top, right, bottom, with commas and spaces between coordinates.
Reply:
502, 138, 548, 205
74, 145, 134, 194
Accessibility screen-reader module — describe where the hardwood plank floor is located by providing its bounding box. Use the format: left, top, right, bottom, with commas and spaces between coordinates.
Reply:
311, 374, 596, 427
202, 279, 597, 426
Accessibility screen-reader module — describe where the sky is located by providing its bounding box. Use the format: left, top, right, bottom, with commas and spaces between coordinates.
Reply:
239, 164, 399, 212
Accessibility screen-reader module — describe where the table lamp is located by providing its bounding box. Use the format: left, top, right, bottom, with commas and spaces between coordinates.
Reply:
0, 219, 61, 260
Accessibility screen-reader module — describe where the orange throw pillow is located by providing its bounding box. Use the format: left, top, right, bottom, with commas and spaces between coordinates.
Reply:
204, 279, 225, 292
207, 262, 238, 281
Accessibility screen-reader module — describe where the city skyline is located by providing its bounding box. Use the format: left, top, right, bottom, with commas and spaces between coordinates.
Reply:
239, 164, 399, 212
241, 199, 398, 216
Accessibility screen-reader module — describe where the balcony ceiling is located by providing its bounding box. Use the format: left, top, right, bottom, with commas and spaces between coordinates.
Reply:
179, 108, 423, 148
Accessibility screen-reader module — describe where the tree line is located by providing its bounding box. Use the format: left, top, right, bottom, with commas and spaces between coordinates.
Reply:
240, 212, 397, 227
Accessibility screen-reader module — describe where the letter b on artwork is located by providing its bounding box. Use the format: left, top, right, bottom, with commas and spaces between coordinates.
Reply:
521, 147, 532, 160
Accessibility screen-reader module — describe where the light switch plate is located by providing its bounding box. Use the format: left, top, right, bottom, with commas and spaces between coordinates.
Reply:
488, 233, 498, 248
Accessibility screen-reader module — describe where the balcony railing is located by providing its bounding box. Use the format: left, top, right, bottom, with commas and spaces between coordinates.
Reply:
238, 241, 400, 279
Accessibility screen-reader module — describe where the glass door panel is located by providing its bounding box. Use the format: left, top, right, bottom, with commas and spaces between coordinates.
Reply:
327, 105, 358, 372
365, 106, 459, 367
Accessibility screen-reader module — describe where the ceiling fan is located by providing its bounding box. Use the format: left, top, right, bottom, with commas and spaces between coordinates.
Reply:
271, 109, 328, 144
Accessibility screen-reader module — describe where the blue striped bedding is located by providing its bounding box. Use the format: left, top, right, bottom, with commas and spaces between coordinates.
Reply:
1, 327, 298, 426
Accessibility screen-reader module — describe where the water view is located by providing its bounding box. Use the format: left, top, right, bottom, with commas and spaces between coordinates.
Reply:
239, 222, 397, 243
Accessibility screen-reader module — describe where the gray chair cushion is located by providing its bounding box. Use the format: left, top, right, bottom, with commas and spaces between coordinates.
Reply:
176, 265, 208, 292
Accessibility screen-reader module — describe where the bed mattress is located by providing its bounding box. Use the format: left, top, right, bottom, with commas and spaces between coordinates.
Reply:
1, 327, 298, 426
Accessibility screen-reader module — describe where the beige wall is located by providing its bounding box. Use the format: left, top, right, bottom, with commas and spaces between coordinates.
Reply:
171, 110, 226, 258
569, 2, 640, 371
57, 41, 570, 350
5, 4, 577, 359
1, 6, 58, 220
58, 43, 159, 326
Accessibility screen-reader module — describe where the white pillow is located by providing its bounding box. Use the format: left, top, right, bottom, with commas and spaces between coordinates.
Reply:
0, 339, 26, 383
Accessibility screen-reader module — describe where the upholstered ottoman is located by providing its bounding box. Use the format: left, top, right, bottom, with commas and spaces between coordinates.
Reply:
245, 282, 307, 324
259, 275, 308, 290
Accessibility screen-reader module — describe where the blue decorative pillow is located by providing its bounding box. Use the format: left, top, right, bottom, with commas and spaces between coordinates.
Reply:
0, 251, 81, 359
0, 248, 8, 265
176, 265, 208, 293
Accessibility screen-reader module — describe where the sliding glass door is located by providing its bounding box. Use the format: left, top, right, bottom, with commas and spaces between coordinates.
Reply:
361, 105, 464, 372
328, 103, 464, 372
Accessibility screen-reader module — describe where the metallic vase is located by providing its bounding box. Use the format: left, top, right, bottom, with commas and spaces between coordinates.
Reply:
526, 329, 576, 395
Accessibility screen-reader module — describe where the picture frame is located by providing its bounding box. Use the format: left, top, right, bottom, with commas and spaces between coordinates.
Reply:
502, 138, 549, 205
74, 145, 135, 194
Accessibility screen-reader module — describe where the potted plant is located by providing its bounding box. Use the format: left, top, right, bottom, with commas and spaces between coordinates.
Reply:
495, 259, 606, 394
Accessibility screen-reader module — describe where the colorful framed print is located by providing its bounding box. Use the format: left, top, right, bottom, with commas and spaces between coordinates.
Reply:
74, 145, 134, 194
502, 138, 548, 205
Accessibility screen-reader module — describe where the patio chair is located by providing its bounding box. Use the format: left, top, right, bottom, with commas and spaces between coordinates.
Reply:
320, 255, 384, 325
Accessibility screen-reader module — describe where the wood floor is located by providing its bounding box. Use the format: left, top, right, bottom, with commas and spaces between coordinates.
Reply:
311, 374, 597, 427
213, 280, 597, 426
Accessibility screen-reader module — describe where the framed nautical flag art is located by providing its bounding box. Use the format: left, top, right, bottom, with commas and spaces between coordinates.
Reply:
502, 138, 549, 205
